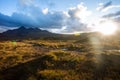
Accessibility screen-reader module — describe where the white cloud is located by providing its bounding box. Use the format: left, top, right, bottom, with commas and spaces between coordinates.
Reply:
0, 26, 17, 33
97, 1, 120, 12
101, 5, 120, 12
96, 1, 112, 12
68, 3, 92, 21
97, 5, 120, 12
42, 8, 49, 15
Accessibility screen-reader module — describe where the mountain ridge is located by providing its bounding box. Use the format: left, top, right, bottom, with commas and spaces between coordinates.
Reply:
1, 26, 119, 41
0, 26, 60, 40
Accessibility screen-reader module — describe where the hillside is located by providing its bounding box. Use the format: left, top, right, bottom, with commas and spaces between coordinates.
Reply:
0, 36, 120, 80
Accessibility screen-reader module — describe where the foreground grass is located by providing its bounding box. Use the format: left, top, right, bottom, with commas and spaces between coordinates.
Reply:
0, 39, 120, 80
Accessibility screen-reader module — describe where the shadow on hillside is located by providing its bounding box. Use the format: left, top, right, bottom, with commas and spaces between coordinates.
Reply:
0, 56, 44, 80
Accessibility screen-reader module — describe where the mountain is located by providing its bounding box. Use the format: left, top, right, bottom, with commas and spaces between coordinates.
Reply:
1, 26, 120, 41
0, 27, 97, 41
0, 26, 61, 40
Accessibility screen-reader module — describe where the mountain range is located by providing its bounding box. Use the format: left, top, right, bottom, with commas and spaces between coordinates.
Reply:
0, 26, 119, 41
0, 26, 57, 40
0, 26, 75, 40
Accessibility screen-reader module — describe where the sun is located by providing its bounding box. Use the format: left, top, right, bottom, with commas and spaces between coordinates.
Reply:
96, 21, 117, 35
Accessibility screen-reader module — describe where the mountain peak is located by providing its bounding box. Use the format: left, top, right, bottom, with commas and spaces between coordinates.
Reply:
18, 26, 26, 30
0, 26, 54, 40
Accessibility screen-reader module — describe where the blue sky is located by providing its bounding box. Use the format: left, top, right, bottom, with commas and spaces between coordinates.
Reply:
0, 0, 120, 33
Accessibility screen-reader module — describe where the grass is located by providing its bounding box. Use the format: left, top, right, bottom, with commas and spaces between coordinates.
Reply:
0, 39, 120, 80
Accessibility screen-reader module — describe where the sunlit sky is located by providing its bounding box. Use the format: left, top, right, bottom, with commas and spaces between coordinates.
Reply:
0, 0, 120, 33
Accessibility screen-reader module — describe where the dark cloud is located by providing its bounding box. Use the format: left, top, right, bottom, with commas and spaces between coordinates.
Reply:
0, 6, 66, 28
103, 11, 120, 18
0, 13, 17, 27
102, 1, 112, 9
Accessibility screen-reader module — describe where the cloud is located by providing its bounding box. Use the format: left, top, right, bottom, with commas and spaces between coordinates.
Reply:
49, 3, 91, 33
0, 3, 91, 33
103, 11, 120, 18
0, 5, 67, 28
57, 3, 91, 33
0, 26, 17, 33
68, 3, 92, 21
57, 17, 88, 33
102, 5, 120, 12
113, 17, 120, 29
114, 17, 120, 22
102, 11, 120, 29
19, 0, 34, 6
97, 1, 112, 12
42, 8, 49, 14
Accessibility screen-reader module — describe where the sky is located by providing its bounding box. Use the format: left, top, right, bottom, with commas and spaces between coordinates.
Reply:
0, 0, 120, 33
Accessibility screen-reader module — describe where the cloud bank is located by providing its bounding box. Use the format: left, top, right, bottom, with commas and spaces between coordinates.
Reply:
0, 2, 91, 33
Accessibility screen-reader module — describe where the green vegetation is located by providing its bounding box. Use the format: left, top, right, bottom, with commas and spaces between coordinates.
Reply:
0, 39, 120, 80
